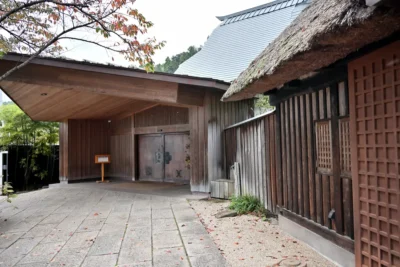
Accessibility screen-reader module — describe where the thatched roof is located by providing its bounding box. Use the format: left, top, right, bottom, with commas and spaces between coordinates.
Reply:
222, 0, 400, 101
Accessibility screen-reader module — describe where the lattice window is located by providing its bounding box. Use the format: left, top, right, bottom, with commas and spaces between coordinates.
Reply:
339, 118, 351, 176
349, 42, 400, 267
315, 121, 332, 173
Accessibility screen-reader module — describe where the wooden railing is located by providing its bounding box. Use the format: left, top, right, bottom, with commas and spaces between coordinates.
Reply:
224, 111, 277, 213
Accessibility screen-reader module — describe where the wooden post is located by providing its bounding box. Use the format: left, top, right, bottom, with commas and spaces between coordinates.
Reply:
234, 162, 241, 196
275, 104, 283, 208
101, 163, 105, 182
95, 155, 110, 183
330, 84, 343, 235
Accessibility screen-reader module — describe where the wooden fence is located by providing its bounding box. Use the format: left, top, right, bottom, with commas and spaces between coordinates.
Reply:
275, 82, 354, 250
7, 145, 59, 191
224, 111, 277, 213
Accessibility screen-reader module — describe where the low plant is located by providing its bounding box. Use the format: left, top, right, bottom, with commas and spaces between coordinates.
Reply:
2, 182, 17, 203
229, 195, 264, 215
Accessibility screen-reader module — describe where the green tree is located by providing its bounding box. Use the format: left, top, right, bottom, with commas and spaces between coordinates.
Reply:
255, 95, 273, 115
155, 46, 201, 73
0, 104, 59, 190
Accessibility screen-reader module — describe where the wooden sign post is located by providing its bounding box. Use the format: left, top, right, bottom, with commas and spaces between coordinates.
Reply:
95, 155, 111, 183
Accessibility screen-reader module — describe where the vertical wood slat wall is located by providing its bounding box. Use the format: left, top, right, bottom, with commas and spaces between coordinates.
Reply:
67, 120, 110, 180
59, 121, 68, 181
134, 106, 189, 127
277, 83, 354, 240
192, 91, 253, 192
109, 116, 134, 180
189, 105, 207, 192
224, 113, 277, 213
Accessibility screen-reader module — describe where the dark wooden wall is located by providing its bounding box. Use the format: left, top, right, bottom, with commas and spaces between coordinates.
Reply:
67, 120, 110, 180
59, 121, 68, 181
134, 105, 189, 127
224, 112, 277, 212
109, 116, 134, 180
276, 81, 354, 250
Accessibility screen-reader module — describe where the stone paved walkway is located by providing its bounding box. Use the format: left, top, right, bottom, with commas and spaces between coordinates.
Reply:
0, 186, 226, 267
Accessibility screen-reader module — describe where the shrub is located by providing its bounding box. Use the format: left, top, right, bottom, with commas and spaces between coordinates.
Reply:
229, 195, 264, 215
2, 182, 17, 203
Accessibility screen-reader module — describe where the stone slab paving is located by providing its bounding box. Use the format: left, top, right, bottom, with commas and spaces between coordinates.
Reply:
0, 186, 227, 267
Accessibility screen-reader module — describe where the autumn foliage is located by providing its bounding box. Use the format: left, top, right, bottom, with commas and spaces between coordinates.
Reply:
0, 0, 165, 81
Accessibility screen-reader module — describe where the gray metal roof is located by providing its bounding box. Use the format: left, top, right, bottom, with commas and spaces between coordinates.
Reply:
175, 0, 310, 82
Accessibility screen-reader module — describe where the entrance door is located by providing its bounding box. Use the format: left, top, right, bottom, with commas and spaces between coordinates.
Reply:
138, 135, 164, 181
164, 134, 190, 183
138, 133, 190, 183
349, 41, 399, 267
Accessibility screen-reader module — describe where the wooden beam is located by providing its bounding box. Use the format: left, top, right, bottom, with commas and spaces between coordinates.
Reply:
134, 124, 190, 135
365, 0, 381, 5
2, 53, 230, 90
269, 67, 347, 106
280, 208, 354, 253
0, 61, 179, 104
365, 0, 398, 6
112, 103, 159, 120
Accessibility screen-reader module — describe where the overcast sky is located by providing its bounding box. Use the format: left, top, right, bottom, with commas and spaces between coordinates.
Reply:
2, 0, 272, 102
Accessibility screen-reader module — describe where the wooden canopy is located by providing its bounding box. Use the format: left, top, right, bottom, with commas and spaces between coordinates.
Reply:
0, 54, 229, 121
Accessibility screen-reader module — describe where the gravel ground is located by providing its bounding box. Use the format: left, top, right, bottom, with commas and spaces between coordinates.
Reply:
189, 199, 336, 267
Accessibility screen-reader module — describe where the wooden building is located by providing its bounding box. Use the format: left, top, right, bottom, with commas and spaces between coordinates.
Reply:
0, 54, 253, 193
222, 0, 399, 266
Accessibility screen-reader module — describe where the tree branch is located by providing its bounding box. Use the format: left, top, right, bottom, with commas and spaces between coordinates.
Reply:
0, 19, 97, 82
76, 7, 140, 55
0, 25, 40, 50
0, 0, 89, 24
58, 37, 123, 53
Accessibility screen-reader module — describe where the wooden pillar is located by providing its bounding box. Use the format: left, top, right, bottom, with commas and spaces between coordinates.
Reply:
59, 120, 69, 182
131, 115, 136, 181
330, 84, 344, 235
275, 104, 283, 208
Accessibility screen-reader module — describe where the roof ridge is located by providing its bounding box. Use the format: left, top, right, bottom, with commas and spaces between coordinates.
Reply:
216, 0, 295, 21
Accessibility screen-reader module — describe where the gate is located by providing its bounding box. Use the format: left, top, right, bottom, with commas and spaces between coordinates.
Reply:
349, 41, 400, 267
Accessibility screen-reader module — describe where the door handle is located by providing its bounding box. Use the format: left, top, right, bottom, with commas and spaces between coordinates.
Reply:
164, 152, 172, 164
155, 150, 163, 164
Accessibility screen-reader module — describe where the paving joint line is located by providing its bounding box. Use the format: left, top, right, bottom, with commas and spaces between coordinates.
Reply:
170, 201, 192, 267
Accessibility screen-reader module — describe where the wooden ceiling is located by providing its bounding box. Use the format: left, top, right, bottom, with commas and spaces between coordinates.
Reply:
0, 56, 228, 122
0, 81, 157, 121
